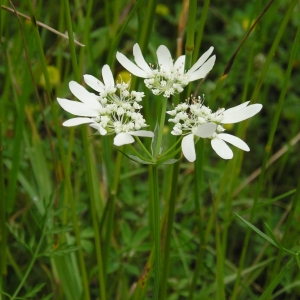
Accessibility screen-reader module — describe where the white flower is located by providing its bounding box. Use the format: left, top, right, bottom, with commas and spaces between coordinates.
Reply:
114, 131, 154, 146
57, 68, 154, 146
209, 101, 263, 159
181, 123, 217, 162
83, 64, 117, 98
168, 97, 263, 161
167, 97, 217, 162
116, 43, 216, 98
57, 81, 107, 135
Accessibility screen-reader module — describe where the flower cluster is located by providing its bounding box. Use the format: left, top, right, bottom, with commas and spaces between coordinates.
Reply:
57, 65, 154, 146
167, 96, 262, 161
57, 43, 262, 162
116, 44, 216, 98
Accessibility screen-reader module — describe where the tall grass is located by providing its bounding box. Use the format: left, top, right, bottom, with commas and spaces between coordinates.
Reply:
1, 0, 300, 299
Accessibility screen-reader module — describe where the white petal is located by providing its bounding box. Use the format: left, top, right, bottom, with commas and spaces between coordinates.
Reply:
102, 64, 115, 87
57, 98, 99, 117
133, 43, 152, 73
63, 117, 94, 126
157, 45, 173, 72
211, 137, 233, 159
129, 130, 154, 138
182, 134, 196, 162
222, 101, 250, 115
187, 55, 216, 81
69, 81, 101, 110
174, 55, 185, 74
195, 122, 217, 138
83, 74, 105, 93
222, 104, 263, 124
116, 52, 149, 78
114, 133, 135, 146
89, 123, 107, 135
218, 133, 250, 151
188, 46, 214, 74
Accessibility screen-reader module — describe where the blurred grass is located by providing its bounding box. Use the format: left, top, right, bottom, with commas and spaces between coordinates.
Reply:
1, 0, 300, 299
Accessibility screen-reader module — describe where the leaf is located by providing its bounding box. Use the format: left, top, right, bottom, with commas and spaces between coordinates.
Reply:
121, 222, 133, 246
127, 155, 154, 164
40, 293, 54, 300
160, 158, 180, 165
151, 122, 159, 156
118, 149, 154, 164
235, 213, 280, 249
132, 227, 149, 246
264, 223, 295, 255
45, 225, 74, 235
44, 244, 80, 257
24, 283, 46, 298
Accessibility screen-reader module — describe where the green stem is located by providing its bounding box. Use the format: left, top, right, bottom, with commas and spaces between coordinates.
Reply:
154, 98, 168, 157
0, 119, 7, 290
159, 158, 181, 299
107, 0, 143, 67
81, 128, 107, 300
188, 140, 206, 300
135, 136, 153, 159
151, 165, 161, 300
103, 150, 123, 280
126, 145, 153, 163
160, 136, 182, 157
193, 0, 211, 64
184, 0, 197, 70
138, 0, 158, 52
156, 147, 182, 164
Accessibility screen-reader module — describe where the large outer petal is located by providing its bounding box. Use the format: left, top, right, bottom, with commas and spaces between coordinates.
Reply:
211, 137, 233, 159
221, 101, 250, 115
195, 122, 217, 138
174, 55, 185, 74
186, 55, 216, 81
116, 52, 149, 78
57, 98, 99, 117
69, 81, 101, 110
188, 46, 214, 74
83, 74, 105, 93
222, 104, 263, 124
114, 133, 135, 146
89, 123, 107, 135
129, 130, 154, 138
218, 133, 250, 151
63, 117, 94, 127
182, 134, 196, 162
102, 64, 115, 87
157, 45, 173, 72
133, 44, 152, 73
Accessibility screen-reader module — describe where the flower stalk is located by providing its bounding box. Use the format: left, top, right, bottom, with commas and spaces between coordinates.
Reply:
151, 164, 161, 300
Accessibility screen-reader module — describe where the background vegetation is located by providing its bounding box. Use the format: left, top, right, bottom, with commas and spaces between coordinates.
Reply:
1, 0, 300, 299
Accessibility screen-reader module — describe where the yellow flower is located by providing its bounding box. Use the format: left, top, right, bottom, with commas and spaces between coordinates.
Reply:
39, 65, 60, 89
116, 70, 131, 84
156, 4, 170, 16
242, 19, 254, 31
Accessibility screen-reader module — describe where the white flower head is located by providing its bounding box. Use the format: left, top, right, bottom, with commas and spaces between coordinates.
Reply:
83, 64, 117, 99
168, 96, 263, 161
167, 96, 217, 162
57, 65, 153, 146
57, 81, 107, 135
208, 101, 263, 159
116, 43, 216, 98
